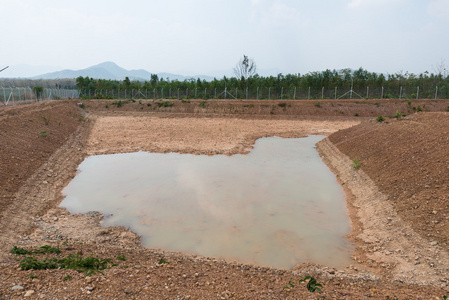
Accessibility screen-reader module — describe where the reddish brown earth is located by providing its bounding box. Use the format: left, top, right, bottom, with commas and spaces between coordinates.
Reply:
0, 99, 448, 299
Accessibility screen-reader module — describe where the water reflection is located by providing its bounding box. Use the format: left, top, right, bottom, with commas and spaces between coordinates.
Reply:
61, 135, 353, 269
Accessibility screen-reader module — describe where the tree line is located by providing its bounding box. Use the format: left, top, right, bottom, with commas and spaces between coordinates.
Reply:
75, 67, 448, 99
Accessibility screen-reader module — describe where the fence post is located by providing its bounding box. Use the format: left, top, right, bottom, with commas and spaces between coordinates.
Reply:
381, 86, 383, 99
435, 86, 438, 100
335, 86, 337, 99
195, 88, 197, 98
178, 88, 180, 99
205, 88, 207, 99
293, 87, 296, 100
281, 87, 283, 100
235, 88, 238, 99
321, 87, 324, 99
268, 87, 271, 100
257, 87, 259, 100
308, 87, 310, 100
366, 86, 369, 99
246, 87, 248, 100
417, 86, 419, 99
186, 88, 189, 98
399, 86, 402, 99
214, 88, 216, 98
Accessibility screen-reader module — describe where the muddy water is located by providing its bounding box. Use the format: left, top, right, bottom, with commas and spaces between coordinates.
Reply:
60, 135, 353, 269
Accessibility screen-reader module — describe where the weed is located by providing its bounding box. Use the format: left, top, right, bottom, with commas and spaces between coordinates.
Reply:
63, 275, 72, 281
314, 102, 321, 108
10, 246, 31, 255
20, 254, 112, 275
158, 258, 169, 264
395, 110, 402, 119
446, 106, 449, 112
78, 103, 85, 109
34, 245, 61, 254
105, 104, 109, 108
407, 101, 412, 106
30, 274, 37, 279
140, 106, 143, 110
181, 99, 191, 103
157, 101, 174, 108
417, 105, 422, 112
117, 255, 126, 261
352, 159, 361, 169
41, 115, 51, 125
278, 102, 287, 108
139, 100, 142, 104
374, 102, 380, 107
283, 279, 296, 290
376, 116, 385, 122
283, 276, 323, 293
199, 101, 207, 108
39, 131, 48, 138
354, 113, 359, 117
147, 103, 152, 107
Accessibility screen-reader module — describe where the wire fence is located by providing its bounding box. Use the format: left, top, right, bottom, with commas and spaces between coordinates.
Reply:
78, 85, 445, 101
0, 87, 79, 106
1, 85, 446, 107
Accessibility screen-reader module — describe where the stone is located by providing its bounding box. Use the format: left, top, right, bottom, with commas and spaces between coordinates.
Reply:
12, 285, 24, 291
24, 290, 35, 297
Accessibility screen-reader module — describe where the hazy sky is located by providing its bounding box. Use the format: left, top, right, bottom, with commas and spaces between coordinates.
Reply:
1, 0, 449, 77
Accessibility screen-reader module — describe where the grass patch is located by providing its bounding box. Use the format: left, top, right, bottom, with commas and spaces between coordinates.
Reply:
158, 258, 169, 264
376, 116, 385, 122
277, 102, 287, 108
199, 101, 207, 108
19, 254, 112, 275
157, 101, 174, 108
39, 131, 48, 138
352, 159, 361, 169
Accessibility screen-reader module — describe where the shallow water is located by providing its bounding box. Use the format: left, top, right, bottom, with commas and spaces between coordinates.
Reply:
60, 135, 353, 269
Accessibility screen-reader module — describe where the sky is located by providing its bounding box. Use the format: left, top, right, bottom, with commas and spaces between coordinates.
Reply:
1, 0, 448, 78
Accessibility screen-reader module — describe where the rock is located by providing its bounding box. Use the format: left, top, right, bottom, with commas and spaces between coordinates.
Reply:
430, 241, 438, 246
24, 290, 35, 297
12, 285, 24, 291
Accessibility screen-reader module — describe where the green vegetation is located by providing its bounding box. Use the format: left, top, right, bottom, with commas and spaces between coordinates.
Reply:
376, 116, 385, 122
41, 115, 51, 125
314, 102, 321, 108
11, 245, 117, 276
19, 254, 113, 275
39, 130, 48, 138
73, 66, 449, 100
117, 255, 126, 261
63, 275, 72, 281
446, 106, 449, 112
352, 159, 361, 169
157, 101, 174, 107
199, 101, 207, 108
283, 276, 323, 293
277, 102, 287, 108
417, 105, 422, 112
158, 258, 169, 264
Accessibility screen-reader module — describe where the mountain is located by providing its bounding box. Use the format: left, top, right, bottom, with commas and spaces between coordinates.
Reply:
31, 62, 214, 82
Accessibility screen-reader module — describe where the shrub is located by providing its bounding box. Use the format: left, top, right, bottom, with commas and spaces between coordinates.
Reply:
376, 116, 385, 122
417, 105, 422, 112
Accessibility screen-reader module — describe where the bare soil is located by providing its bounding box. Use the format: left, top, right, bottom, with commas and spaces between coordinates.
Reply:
0, 99, 448, 299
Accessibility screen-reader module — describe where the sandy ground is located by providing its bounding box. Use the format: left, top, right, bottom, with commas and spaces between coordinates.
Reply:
1, 101, 449, 298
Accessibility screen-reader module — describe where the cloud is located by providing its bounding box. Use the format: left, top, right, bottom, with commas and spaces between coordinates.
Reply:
428, 0, 449, 19
347, 0, 404, 9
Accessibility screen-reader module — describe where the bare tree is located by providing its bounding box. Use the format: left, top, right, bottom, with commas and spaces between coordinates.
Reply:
233, 55, 257, 81
432, 59, 447, 79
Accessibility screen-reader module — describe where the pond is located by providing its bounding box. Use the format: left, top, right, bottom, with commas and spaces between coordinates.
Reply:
60, 135, 353, 269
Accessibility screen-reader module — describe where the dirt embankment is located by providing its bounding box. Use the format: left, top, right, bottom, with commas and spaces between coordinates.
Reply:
1, 100, 449, 299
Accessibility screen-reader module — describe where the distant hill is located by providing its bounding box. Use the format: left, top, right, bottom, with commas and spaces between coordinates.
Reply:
31, 61, 214, 82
